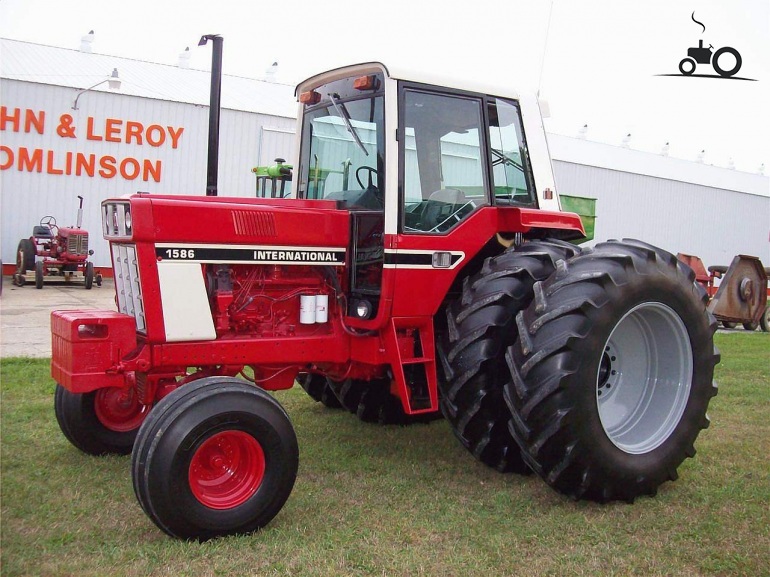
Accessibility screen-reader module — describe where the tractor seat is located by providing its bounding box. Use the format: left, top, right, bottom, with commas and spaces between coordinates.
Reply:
33, 226, 54, 238
420, 188, 467, 231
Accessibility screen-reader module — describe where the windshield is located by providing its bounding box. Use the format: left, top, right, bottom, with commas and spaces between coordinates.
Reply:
297, 80, 385, 210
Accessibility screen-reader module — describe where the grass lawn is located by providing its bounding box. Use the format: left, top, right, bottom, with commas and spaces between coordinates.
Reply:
1, 333, 768, 576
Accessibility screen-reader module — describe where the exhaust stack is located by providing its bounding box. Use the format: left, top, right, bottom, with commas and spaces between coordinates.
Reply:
198, 34, 223, 197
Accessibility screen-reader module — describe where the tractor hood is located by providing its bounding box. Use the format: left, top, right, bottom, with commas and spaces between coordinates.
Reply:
105, 194, 351, 254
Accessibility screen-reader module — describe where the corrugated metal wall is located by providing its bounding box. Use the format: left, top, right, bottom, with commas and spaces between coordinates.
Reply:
1, 80, 295, 266
552, 160, 770, 268
3, 78, 766, 274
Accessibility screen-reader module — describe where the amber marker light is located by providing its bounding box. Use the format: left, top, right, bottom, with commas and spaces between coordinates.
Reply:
299, 90, 322, 105
353, 75, 376, 90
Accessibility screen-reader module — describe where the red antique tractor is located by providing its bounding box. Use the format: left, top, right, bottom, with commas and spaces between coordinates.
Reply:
50, 54, 719, 540
13, 196, 102, 289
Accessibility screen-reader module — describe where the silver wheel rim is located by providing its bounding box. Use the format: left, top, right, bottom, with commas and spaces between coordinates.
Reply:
596, 302, 693, 454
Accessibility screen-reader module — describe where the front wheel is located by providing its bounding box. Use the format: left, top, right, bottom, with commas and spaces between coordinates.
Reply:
679, 57, 696, 75
85, 262, 94, 290
505, 240, 719, 502
132, 377, 299, 540
54, 384, 149, 455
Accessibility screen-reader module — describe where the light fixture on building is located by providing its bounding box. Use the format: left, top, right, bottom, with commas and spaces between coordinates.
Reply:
621, 133, 632, 148
80, 30, 94, 53
264, 61, 278, 83
178, 47, 191, 69
72, 68, 121, 110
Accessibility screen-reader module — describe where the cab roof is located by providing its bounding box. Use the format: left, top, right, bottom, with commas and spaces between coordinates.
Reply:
295, 61, 521, 101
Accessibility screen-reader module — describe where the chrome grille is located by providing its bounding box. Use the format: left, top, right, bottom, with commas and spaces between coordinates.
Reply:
102, 201, 133, 239
112, 243, 146, 333
67, 233, 89, 256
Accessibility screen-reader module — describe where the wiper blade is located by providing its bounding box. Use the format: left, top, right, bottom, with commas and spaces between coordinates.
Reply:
491, 148, 523, 171
328, 92, 369, 157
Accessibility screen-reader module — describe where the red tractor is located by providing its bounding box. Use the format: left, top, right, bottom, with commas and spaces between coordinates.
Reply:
13, 196, 102, 289
51, 60, 719, 540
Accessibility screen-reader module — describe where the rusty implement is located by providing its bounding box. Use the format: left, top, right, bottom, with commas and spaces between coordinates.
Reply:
707, 255, 768, 326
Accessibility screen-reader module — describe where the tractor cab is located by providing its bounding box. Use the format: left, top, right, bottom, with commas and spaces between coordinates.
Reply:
293, 63, 580, 324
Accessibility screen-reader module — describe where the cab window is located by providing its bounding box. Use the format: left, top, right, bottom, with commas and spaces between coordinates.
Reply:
297, 81, 385, 210
401, 89, 489, 233
488, 98, 535, 205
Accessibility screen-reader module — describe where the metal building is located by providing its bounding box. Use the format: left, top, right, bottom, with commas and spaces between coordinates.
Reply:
2, 38, 767, 273
549, 136, 768, 267
1, 38, 296, 268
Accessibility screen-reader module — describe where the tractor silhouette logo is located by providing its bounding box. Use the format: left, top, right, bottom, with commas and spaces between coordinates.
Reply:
658, 12, 755, 81
679, 38, 741, 77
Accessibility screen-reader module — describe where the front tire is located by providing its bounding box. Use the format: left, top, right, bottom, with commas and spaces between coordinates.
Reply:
505, 239, 719, 502
54, 384, 149, 455
85, 262, 94, 290
441, 240, 580, 473
35, 260, 44, 289
132, 378, 299, 540
679, 57, 696, 75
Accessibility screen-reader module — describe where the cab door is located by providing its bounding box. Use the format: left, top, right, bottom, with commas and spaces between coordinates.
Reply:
389, 86, 493, 317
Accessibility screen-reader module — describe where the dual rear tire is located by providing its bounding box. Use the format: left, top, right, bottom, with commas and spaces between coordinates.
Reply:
327, 377, 418, 425
444, 239, 719, 502
296, 373, 342, 409
300, 371, 426, 425
440, 239, 580, 473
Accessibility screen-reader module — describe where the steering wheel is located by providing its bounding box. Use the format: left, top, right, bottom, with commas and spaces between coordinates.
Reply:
40, 215, 58, 231
356, 166, 378, 189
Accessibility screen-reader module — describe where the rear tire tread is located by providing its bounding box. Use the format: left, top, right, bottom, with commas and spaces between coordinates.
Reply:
504, 239, 719, 502
440, 240, 580, 474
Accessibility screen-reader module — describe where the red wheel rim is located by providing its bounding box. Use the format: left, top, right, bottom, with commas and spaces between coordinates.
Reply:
189, 431, 265, 510
94, 387, 149, 432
